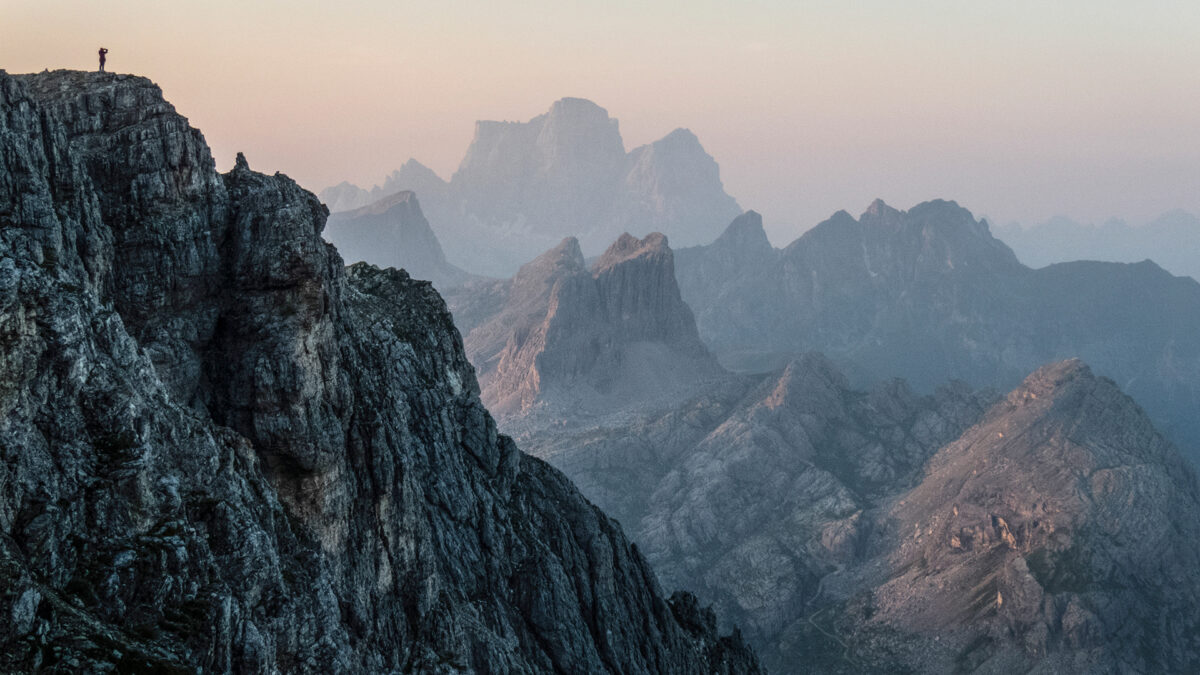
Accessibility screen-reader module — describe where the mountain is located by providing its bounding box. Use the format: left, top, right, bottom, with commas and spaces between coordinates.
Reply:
675, 201, 1200, 461
446, 232, 724, 417
318, 159, 449, 214
0, 69, 760, 673
994, 211, 1200, 281
323, 190, 474, 289
510, 355, 1200, 672
320, 98, 741, 276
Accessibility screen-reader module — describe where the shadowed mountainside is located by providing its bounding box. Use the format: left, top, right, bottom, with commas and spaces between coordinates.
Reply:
0, 69, 760, 674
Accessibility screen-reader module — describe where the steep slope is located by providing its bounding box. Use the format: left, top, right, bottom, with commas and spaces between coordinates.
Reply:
676, 200, 1200, 459
322, 98, 741, 276
323, 190, 474, 289
848, 360, 1200, 672
451, 232, 725, 417
0, 70, 759, 673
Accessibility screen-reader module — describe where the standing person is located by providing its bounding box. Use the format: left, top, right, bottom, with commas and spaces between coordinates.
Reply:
98, 47, 108, 72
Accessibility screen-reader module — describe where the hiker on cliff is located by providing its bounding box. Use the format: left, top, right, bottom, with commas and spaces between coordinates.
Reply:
98, 47, 108, 72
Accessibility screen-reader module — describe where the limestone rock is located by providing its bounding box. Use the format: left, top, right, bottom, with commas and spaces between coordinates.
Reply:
0, 69, 760, 674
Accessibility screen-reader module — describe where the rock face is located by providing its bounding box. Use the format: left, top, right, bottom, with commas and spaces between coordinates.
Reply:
0, 70, 760, 674
322, 190, 474, 290
321, 98, 741, 276
512, 355, 1200, 672
994, 210, 1200, 282
446, 232, 724, 417
675, 200, 1200, 461
851, 360, 1200, 673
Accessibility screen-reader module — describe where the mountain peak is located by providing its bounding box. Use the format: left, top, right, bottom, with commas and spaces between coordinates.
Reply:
861, 197, 900, 221
593, 232, 670, 273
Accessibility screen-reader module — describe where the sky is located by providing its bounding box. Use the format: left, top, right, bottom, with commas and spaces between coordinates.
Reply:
4, 0, 1199, 245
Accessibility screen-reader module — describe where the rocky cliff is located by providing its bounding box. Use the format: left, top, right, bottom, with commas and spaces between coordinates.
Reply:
447, 232, 724, 418
321, 98, 741, 276
323, 190, 474, 290
0, 70, 760, 673
675, 201, 1200, 461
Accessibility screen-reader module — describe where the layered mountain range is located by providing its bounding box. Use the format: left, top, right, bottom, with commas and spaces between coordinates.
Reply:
508, 350, 1200, 672
0, 70, 760, 673
994, 211, 1200, 282
319, 98, 741, 276
675, 202, 1200, 461
451, 213, 1200, 672
322, 190, 473, 290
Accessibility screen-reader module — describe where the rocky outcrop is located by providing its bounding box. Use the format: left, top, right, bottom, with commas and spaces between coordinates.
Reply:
675, 201, 1200, 461
0, 70, 759, 673
848, 360, 1200, 673
322, 98, 741, 276
322, 190, 474, 289
448, 232, 724, 417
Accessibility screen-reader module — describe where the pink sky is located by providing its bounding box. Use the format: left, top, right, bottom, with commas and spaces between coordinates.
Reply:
4, 0, 1199, 243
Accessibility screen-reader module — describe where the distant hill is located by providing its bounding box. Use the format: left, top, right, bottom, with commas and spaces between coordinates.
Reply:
319, 98, 741, 276
675, 201, 1200, 461
993, 210, 1200, 281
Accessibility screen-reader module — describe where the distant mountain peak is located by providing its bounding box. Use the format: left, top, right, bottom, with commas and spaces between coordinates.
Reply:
593, 232, 670, 273
861, 197, 901, 221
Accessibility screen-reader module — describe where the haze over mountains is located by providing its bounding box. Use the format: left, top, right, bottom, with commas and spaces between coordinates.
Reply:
322, 190, 473, 290
444, 231, 724, 419
994, 211, 1200, 282
319, 98, 741, 276
454, 226, 1200, 672
673, 202, 1200, 461
7, 64, 1200, 675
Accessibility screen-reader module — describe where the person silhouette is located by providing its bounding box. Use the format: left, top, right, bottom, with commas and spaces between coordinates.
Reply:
98, 47, 108, 72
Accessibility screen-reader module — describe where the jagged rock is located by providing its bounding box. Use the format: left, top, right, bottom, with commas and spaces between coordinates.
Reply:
323, 190, 475, 290
675, 201, 1200, 461
0, 69, 760, 674
321, 98, 741, 276
448, 232, 724, 417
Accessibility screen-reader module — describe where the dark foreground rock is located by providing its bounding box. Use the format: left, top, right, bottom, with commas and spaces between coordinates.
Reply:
0, 70, 759, 673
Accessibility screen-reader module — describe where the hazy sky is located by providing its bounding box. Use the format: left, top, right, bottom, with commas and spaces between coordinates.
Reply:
4, 0, 1199, 244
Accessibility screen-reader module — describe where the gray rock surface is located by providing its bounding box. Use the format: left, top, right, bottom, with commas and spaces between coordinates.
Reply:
0, 69, 760, 674
323, 190, 475, 290
675, 201, 1200, 461
321, 98, 741, 276
446, 232, 725, 418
